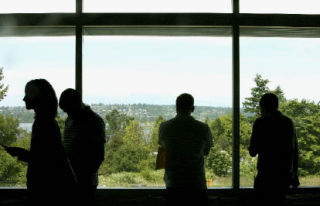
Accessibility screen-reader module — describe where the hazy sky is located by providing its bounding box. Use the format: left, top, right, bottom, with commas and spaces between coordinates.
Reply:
1, 0, 320, 13
1, 36, 320, 107
1, 2, 320, 107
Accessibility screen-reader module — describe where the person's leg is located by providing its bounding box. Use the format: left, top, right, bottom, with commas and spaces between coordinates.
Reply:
254, 178, 288, 206
190, 189, 208, 206
166, 188, 208, 206
85, 185, 97, 205
166, 188, 178, 206
253, 175, 267, 206
76, 184, 97, 206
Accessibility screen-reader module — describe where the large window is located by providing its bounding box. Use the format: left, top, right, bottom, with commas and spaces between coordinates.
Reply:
240, 37, 320, 187
84, 0, 231, 13
83, 35, 232, 187
241, 0, 320, 14
0, 0, 319, 191
0, 36, 75, 186
0, 0, 75, 13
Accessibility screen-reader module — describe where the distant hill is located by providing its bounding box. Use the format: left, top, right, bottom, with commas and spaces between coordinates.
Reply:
0, 104, 232, 123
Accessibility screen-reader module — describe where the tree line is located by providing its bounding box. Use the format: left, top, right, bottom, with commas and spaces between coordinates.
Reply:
1, 69, 320, 186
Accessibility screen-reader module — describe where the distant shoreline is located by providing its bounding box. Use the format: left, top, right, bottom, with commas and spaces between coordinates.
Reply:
3, 104, 234, 123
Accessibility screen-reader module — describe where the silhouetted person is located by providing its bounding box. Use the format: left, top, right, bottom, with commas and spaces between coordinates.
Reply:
249, 93, 299, 206
158, 93, 213, 206
59, 88, 106, 206
4, 79, 77, 206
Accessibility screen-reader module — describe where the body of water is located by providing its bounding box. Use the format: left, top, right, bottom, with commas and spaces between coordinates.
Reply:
19, 122, 154, 137
19, 123, 32, 132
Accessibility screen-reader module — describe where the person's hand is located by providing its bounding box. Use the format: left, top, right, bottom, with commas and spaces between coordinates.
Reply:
4, 147, 28, 159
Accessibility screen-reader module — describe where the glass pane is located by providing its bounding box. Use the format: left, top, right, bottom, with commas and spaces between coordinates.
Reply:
0, 36, 75, 186
241, 0, 320, 14
0, 0, 75, 13
84, 0, 231, 13
240, 37, 320, 187
83, 35, 232, 187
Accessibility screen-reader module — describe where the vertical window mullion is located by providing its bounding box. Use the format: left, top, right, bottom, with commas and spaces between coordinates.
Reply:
76, 0, 83, 99
232, 0, 240, 190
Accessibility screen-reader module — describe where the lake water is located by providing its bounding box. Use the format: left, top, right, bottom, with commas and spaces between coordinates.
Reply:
19, 123, 32, 132
19, 122, 153, 139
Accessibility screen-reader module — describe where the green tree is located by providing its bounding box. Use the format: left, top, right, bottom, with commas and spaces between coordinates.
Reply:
243, 74, 270, 116
206, 147, 232, 177
281, 99, 320, 175
0, 114, 21, 145
207, 113, 252, 177
104, 120, 150, 173
272, 86, 286, 103
148, 115, 165, 153
243, 74, 286, 122
0, 114, 29, 186
209, 114, 232, 153
208, 114, 251, 154
100, 110, 150, 174
0, 67, 8, 102
0, 68, 30, 186
105, 109, 134, 143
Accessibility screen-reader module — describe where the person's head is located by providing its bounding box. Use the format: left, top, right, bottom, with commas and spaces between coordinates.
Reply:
259, 93, 279, 116
176, 93, 195, 115
59, 88, 82, 117
23, 79, 58, 118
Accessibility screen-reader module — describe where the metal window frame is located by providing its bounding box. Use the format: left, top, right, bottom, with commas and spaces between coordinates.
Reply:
0, 0, 320, 190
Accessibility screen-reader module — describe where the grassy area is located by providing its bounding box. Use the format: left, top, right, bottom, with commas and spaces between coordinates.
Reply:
210, 176, 232, 187
300, 175, 320, 186
99, 174, 320, 187
1, 173, 318, 188
99, 170, 165, 187
240, 175, 255, 187
98, 171, 233, 187
239, 175, 320, 187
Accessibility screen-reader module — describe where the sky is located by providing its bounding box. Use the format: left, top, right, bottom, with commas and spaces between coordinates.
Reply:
1, 36, 320, 107
1, 0, 320, 13
0, 2, 320, 107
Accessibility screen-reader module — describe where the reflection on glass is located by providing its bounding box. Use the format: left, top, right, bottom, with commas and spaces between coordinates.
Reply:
0, 0, 74, 13
0, 37, 75, 186
240, 37, 320, 187
84, 0, 231, 13
241, 0, 320, 14
84, 36, 232, 187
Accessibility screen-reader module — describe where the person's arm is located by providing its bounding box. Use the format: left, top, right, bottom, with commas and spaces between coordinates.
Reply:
83, 118, 106, 174
292, 126, 300, 188
3, 146, 30, 162
158, 123, 165, 148
204, 125, 213, 156
249, 120, 259, 157
156, 123, 166, 170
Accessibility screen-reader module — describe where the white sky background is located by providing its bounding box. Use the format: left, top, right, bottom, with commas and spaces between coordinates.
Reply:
1, 0, 320, 13
1, 1, 320, 107
241, 37, 320, 104
82, 36, 232, 106
1, 36, 320, 107
0, 37, 75, 106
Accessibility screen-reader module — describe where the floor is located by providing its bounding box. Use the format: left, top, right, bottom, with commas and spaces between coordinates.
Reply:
1, 189, 320, 206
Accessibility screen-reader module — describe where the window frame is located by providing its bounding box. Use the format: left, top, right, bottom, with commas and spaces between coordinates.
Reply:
0, 0, 320, 191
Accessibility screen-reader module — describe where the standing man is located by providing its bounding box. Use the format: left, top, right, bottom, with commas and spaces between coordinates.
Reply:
59, 88, 106, 205
158, 93, 213, 206
249, 93, 299, 206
